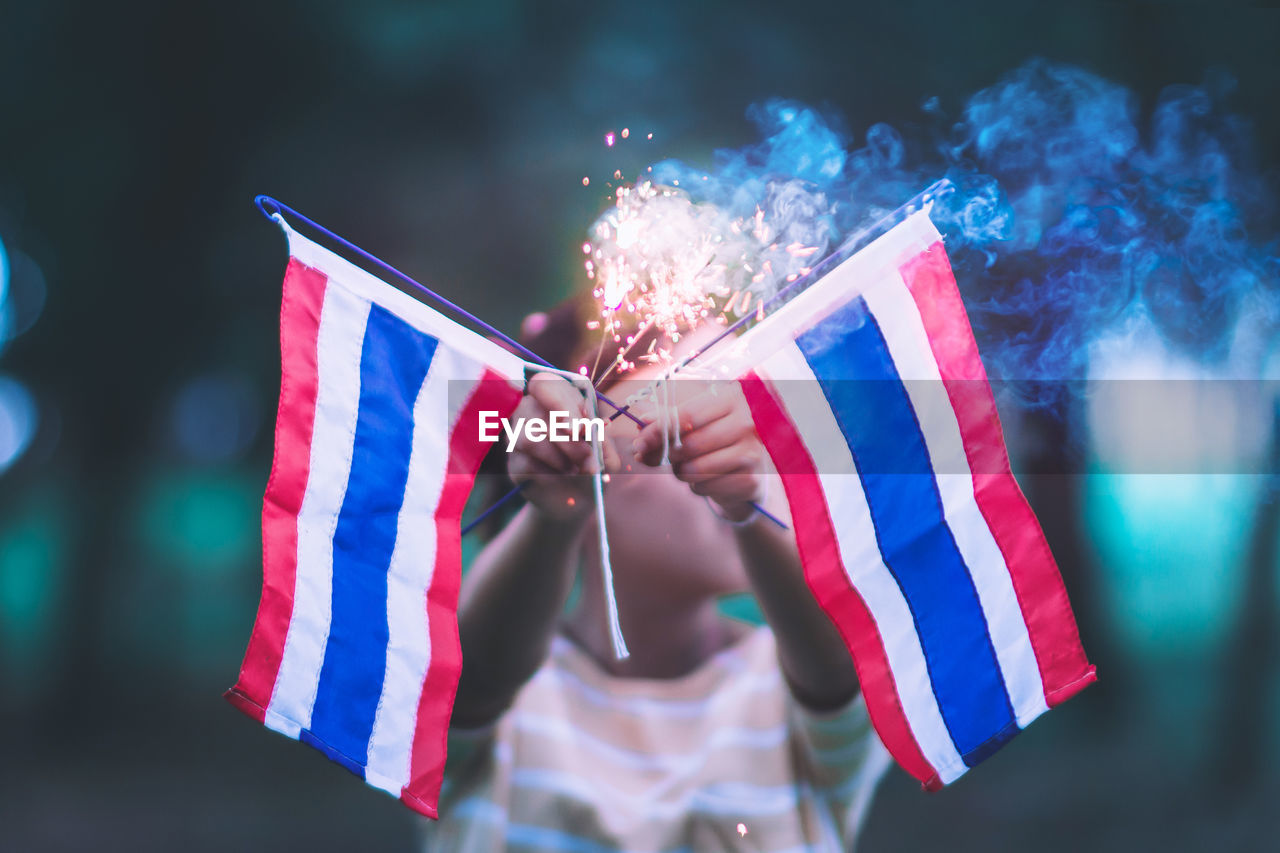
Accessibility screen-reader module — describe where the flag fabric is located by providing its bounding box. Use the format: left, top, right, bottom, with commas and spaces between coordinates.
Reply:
225, 220, 525, 818
718, 211, 1096, 790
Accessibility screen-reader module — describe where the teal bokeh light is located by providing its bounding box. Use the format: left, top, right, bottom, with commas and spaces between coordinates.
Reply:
0, 489, 68, 693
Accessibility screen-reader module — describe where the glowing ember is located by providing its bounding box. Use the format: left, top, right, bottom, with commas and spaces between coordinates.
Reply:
582, 176, 590, 186
605, 132, 615, 147
621, 127, 630, 139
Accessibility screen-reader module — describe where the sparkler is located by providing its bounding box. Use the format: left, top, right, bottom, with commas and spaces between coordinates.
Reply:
579, 177, 824, 384
577, 124, 844, 389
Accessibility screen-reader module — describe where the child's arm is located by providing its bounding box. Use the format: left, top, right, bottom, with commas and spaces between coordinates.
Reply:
452, 374, 618, 727
634, 385, 860, 712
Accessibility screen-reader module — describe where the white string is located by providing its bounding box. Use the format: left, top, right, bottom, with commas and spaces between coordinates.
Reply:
531, 366, 629, 660
654, 375, 682, 467
576, 374, 630, 660
660, 376, 671, 466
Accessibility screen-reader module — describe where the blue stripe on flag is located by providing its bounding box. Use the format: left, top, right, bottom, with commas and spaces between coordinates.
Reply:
306, 303, 439, 774
796, 296, 1017, 763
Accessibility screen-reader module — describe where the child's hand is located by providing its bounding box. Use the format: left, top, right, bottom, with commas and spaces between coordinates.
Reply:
508, 373, 620, 521
632, 382, 765, 522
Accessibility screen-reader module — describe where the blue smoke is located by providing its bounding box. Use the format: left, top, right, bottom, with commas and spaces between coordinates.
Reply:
641, 59, 1280, 398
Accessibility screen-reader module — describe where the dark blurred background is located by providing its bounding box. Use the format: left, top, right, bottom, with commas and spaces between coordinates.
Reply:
1, 1, 1278, 850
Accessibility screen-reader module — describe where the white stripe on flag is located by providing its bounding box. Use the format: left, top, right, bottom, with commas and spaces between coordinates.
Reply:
282, 221, 527, 381
267, 285, 372, 737
862, 273, 1049, 727
364, 347, 488, 795
760, 343, 967, 783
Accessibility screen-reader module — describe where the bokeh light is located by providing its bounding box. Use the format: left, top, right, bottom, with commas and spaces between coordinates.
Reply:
0, 375, 37, 474
0, 233, 9, 345
168, 371, 261, 464
0, 237, 47, 355
0, 490, 68, 697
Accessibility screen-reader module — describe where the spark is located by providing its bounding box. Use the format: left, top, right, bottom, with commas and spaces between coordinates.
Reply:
605, 132, 615, 147
621, 128, 630, 139
722, 289, 741, 315
737, 823, 748, 837
785, 241, 820, 257
582, 176, 590, 187
647, 132, 653, 140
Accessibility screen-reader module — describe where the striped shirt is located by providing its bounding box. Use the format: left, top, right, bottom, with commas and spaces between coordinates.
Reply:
422, 627, 891, 852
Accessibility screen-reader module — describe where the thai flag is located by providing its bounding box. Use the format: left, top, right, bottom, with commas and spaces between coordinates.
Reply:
726, 211, 1096, 789
225, 222, 524, 818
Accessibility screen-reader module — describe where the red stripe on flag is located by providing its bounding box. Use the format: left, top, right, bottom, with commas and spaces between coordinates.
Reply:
898, 243, 1095, 706
226, 259, 327, 722
403, 370, 523, 819
741, 371, 941, 790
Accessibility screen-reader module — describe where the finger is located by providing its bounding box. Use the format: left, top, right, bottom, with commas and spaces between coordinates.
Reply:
634, 419, 682, 467
685, 471, 762, 503
527, 372, 589, 418
630, 387, 734, 432
556, 434, 596, 469
667, 413, 750, 462
672, 442, 764, 481
517, 432, 580, 474
600, 432, 623, 473
670, 388, 737, 433
635, 398, 748, 460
